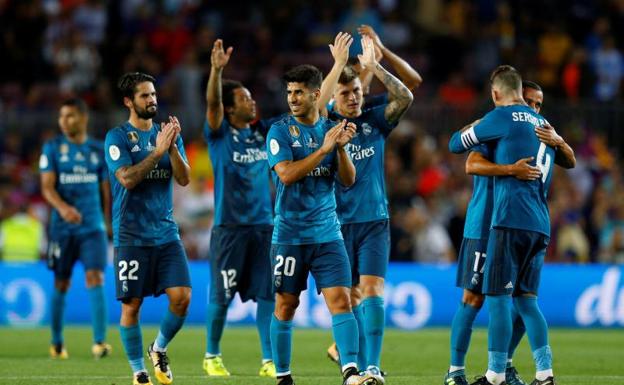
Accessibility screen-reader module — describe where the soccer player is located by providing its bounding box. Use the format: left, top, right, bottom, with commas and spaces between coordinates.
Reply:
267, 64, 382, 385
321, 35, 413, 378
105, 72, 191, 385
201, 38, 276, 378
445, 80, 575, 385
40, 98, 112, 359
449, 65, 561, 385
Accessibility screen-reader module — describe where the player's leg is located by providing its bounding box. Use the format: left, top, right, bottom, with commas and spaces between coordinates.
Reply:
357, 219, 391, 375
115, 246, 153, 384
481, 229, 518, 385
120, 298, 151, 385
149, 241, 192, 385
245, 226, 276, 377
514, 239, 553, 385
314, 241, 383, 385
270, 243, 308, 385
203, 227, 247, 375
446, 238, 486, 385
350, 285, 367, 370
505, 305, 527, 385
47, 235, 76, 359
80, 231, 111, 358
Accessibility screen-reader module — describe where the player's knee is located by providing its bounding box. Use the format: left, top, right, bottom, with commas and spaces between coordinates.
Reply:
170, 291, 191, 315
462, 290, 484, 309
327, 292, 352, 314
55, 279, 71, 292
360, 276, 385, 298
85, 270, 104, 287
275, 295, 299, 320
121, 298, 143, 319
350, 286, 362, 305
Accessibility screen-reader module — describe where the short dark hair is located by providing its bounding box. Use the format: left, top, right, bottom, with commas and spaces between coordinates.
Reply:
60, 98, 88, 114
117, 72, 156, 99
490, 65, 522, 93
347, 57, 360, 67
338, 66, 359, 85
283, 65, 323, 90
522, 80, 542, 92
222, 79, 244, 110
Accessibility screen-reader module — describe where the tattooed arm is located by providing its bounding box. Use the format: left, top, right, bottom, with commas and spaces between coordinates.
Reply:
358, 36, 413, 124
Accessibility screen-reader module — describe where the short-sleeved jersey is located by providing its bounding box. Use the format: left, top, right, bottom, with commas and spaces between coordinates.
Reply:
105, 122, 188, 247
463, 144, 494, 239
266, 115, 342, 245
449, 105, 555, 237
39, 135, 107, 236
204, 118, 276, 226
329, 105, 396, 224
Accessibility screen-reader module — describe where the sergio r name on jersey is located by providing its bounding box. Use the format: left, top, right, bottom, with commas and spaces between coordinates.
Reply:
449, 105, 555, 237
266, 115, 342, 245
39, 135, 107, 236
105, 122, 187, 247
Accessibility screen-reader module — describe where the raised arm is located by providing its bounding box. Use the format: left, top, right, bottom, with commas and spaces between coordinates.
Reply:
534, 124, 576, 169
335, 121, 357, 186
206, 39, 233, 130
273, 121, 346, 186
358, 24, 422, 90
41, 172, 82, 224
466, 151, 541, 180
114, 124, 176, 190
358, 36, 413, 124
318, 32, 353, 115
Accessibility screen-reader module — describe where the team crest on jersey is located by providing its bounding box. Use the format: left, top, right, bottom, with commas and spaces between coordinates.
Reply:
288, 125, 300, 138
90, 152, 99, 165
59, 143, 69, 162
306, 137, 319, 148
127, 131, 139, 143
362, 123, 373, 135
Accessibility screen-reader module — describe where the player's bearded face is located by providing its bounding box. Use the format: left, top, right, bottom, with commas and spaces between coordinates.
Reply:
131, 82, 158, 119
133, 100, 158, 119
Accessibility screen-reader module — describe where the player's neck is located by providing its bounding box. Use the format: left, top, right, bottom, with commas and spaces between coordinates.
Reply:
228, 116, 251, 129
293, 109, 319, 126
65, 131, 87, 144
128, 116, 152, 131
335, 106, 360, 119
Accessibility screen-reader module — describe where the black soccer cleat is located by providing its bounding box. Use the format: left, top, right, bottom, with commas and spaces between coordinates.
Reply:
276, 373, 295, 385
529, 377, 556, 385
470, 376, 505, 385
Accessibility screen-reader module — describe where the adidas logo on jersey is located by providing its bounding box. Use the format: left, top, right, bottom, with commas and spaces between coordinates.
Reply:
505, 281, 514, 289
292, 140, 302, 148
131, 145, 141, 152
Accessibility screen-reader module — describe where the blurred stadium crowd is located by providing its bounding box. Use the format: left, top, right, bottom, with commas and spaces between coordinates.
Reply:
1, 0, 624, 264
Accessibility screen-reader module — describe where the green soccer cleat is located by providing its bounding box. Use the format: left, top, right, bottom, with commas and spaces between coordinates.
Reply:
147, 343, 173, 384
92, 342, 112, 359
505, 366, 527, 385
203, 355, 231, 376
259, 360, 277, 377
133, 371, 153, 385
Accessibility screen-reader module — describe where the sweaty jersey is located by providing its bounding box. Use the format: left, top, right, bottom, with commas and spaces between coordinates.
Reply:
329, 105, 396, 224
105, 122, 188, 247
449, 104, 555, 237
39, 135, 107, 236
204, 118, 276, 226
266, 115, 342, 245
463, 144, 494, 240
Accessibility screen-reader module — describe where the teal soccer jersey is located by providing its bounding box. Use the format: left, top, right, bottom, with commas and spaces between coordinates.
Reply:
463, 144, 494, 240
105, 122, 187, 247
204, 118, 274, 226
329, 105, 396, 224
266, 115, 342, 245
449, 105, 555, 237
39, 135, 107, 236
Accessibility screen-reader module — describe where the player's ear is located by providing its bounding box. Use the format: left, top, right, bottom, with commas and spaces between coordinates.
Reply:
123, 96, 133, 109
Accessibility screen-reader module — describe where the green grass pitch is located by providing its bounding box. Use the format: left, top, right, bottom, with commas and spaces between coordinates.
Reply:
0, 326, 622, 385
